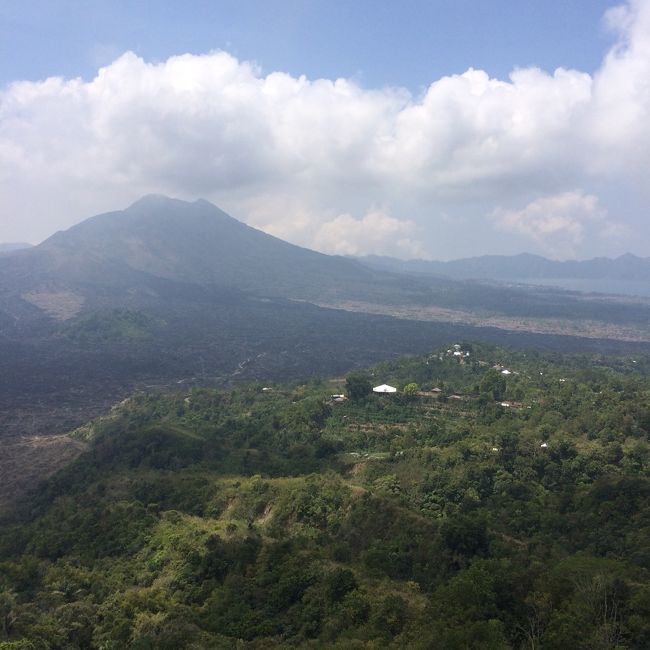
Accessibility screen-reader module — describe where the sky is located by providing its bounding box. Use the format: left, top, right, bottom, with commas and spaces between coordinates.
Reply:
1, 0, 649, 260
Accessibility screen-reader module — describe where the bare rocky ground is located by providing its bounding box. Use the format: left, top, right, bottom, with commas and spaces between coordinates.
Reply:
0, 433, 87, 516
318, 300, 650, 343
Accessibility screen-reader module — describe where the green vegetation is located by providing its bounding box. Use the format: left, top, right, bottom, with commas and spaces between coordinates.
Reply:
1, 343, 650, 648
61, 309, 160, 343
346, 372, 372, 402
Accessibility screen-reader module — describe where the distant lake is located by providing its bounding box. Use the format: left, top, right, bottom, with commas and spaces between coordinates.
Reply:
514, 278, 650, 298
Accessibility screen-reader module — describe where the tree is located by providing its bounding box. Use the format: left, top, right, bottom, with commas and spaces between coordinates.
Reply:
0, 591, 16, 640
480, 369, 507, 401
345, 372, 372, 402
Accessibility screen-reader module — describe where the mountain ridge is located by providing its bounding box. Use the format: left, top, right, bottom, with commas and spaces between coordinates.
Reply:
359, 251, 650, 282
25, 194, 377, 299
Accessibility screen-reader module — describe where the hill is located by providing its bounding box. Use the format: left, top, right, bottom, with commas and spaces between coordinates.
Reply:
1, 344, 650, 648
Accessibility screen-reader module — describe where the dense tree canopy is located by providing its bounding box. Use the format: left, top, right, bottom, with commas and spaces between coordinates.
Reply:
1, 343, 650, 648
345, 372, 373, 402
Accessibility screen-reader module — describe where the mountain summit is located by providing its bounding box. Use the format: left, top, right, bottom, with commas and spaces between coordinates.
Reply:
4, 196, 375, 299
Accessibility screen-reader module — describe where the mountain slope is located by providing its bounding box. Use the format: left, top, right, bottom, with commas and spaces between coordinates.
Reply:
0, 242, 32, 253
30, 194, 378, 299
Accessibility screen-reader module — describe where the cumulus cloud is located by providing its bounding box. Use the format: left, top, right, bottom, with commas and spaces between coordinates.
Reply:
491, 191, 607, 258
588, 0, 650, 178
240, 195, 423, 257
313, 210, 424, 258
0, 1, 649, 259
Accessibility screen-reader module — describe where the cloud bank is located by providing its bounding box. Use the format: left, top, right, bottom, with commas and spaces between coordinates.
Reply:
491, 191, 608, 259
1, 0, 649, 259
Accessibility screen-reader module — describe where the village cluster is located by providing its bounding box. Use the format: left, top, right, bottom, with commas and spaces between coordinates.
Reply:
262, 345, 553, 452
323, 344, 552, 451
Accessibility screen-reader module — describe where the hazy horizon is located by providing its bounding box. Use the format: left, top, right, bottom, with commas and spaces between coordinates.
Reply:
2, 1, 650, 261
1, 194, 648, 264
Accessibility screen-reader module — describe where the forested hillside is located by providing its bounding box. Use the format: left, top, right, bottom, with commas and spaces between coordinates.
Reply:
1, 344, 650, 648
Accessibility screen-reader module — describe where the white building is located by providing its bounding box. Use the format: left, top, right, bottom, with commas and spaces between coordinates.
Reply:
373, 384, 397, 394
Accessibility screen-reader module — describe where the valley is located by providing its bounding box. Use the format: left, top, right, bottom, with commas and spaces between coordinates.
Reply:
2, 196, 650, 516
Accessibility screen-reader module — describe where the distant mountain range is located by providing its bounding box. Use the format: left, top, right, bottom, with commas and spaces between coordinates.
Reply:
359, 252, 650, 282
2, 195, 650, 334
3, 195, 649, 326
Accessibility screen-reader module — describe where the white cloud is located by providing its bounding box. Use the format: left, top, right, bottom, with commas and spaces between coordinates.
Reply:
1, 1, 649, 259
313, 210, 424, 258
588, 1, 650, 179
491, 191, 608, 258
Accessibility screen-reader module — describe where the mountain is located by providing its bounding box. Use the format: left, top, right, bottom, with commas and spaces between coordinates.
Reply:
0, 242, 32, 253
4, 195, 648, 322
360, 252, 650, 282
3, 195, 650, 345
6, 195, 377, 301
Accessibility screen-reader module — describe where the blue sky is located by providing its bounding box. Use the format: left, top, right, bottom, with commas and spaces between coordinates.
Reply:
1, 1, 649, 260
1, 1, 616, 89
